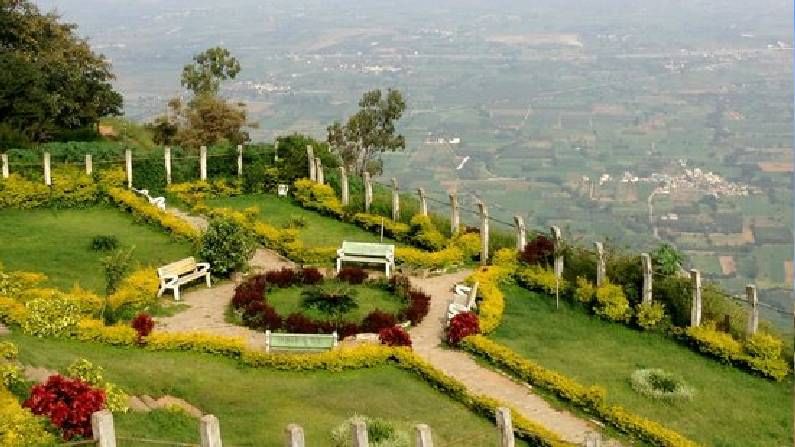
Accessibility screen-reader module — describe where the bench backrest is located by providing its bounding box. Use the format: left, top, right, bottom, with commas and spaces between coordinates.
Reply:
267, 332, 337, 351
340, 241, 395, 257
158, 257, 198, 278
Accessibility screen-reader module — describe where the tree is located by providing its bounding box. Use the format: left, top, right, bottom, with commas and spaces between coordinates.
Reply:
327, 89, 406, 175
181, 47, 241, 95
0, 1, 122, 143
274, 133, 338, 183
651, 243, 684, 277
168, 95, 251, 149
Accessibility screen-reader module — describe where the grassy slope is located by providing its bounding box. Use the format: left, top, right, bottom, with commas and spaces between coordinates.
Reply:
8, 334, 515, 447
267, 284, 405, 322
0, 206, 193, 292
490, 284, 792, 447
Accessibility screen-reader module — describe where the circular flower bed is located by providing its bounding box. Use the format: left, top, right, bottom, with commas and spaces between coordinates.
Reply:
630, 369, 694, 401
231, 267, 430, 338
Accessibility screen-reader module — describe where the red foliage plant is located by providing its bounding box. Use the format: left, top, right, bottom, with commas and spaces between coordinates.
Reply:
24, 375, 106, 440
242, 301, 282, 330
361, 309, 398, 333
232, 274, 267, 309
519, 235, 555, 266
265, 267, 299, 288
131, 313, 154, 339
284, 313, 319, 333
300, 267, 324, 285
401, 290, 431, 325
446, 312, 480, 346
378, 326, 412, 347
336, 266, 368, 285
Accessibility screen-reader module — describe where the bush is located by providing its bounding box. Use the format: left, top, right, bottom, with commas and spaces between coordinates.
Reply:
519, 235, 554, 266
337, 266, 368, 285
232, 275, 268, 309
65, 359, 129, 413
300, 267, 324, 285
242, 301, 283, 330
90, 235, 119, 252
744, 332, 783, 360
379, 326, 412, 347
447, 312, 479, 346
361, 310, 397, 333
23, 296, 83, 337
573, 276, 596, 304
593, 282, 630, 322
24, 375, 106, 440
101, 247, 134, 295
283, 313, 320, 333
634, 302, 665, 330
264, 267, 300, 288
105, 268, 159, 316
409, 215, 447, 251
330, 415, 409, 447
132, 313, 155, 340
686, 322, 743, 362
402, 290, 430, 325
198, 217, 255, 277
0, 387, 55, 447
630, 369, 694, 401
515, 265, 564, 296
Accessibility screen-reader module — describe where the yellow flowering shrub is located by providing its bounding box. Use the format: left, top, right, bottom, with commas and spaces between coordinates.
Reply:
353, 213, 411, 239
107, 187, 200, 240
686, 322, 743, 362
75, 319, 137, 346
107, 268, 159, 311
593, 282, 630, 322
144, 332, 248, 358
0, 167, 98, 209
467, 265, 514, 333
0, 269, 47, 296
0, 388, 55, 447
22, 295, 84, 337
516, 265, 566, 296
293, 179, 345, 218
492, 248, 518, 268
452, 232, 481, 259
0, 296, 28, 326
395, 246, 463, 269
573, 276, 596, 303
409, 214, 448, 250
167, 180, 242, 205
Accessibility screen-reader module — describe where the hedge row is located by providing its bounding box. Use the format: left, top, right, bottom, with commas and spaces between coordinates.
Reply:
106, 186, 200, 240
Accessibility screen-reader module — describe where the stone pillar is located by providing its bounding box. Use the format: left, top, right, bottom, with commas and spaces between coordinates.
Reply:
85, 154, 93, 175
495, 407, 514, 447
43, 151, 51, 186
351, 419, 368, 447
237, 144, 243, 177
391, 177, 400, 221
125, 149, 132, 189
200, 145, 207, 181
478, 201, 489, 266
285, 424, 305, 447
1, 153, 7, 178
339, 166, 350, 206
513, 216, 526, 253
274, 140, 279, 162
641, 253, 653, 305
364, 172, 373, 212
199, 414, 222, 447
91, 410, 116, 447
449, 193, 460, 235
746, 285, 759, 336
551, 226, 563, 279
690, 269, 702, 327
418, 188, 428, 216
164, 147, 172, 185
315, 158, 324, 185
306, 145, 316, 181
595, 242, 606, 287
414, 424, 433, 447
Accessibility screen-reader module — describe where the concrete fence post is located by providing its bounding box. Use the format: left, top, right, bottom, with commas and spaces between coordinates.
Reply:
513, 216, 526, 253
478, 201, 489, 266
274, 140, 279, 162
449, 193, 460, 235
495, 407, 514, 447
92, 410, 116, 447
364, 172, 373, 212
199, 145, 208, 181
164, 146, 172, 185
418, 188, 428, 216
1, 153, 8, 178
199, 414, 222, 447
414, 424, 433, 447
391, 177, 400, 221
125, 149, 132, 189
85, 154, 93, 175
351, 419, 369, 447
339, 166, 350, 206
551, 226, 563, 279
594, 242, 606, 287
285, 424, 305, 447
690, 269, 702, 327
306, 145, 316, 181
315, 158, 324, 185
44, 151, 52, 186
237, 144, 243, 177
641, 253, 653, 305
746, 284, 759, 336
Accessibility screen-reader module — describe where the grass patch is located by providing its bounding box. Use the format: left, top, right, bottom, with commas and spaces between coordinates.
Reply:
0, 206, 193, 292
7, 333, 515, 447
266, 284, 405, 322
490, 284, 792, 447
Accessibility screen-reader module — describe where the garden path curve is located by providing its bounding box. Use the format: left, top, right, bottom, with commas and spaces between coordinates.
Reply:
409, 271, 621, 446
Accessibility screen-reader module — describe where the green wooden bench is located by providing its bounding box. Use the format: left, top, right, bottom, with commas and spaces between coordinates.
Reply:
265, 330, 338, 353
336, 241, 395, 277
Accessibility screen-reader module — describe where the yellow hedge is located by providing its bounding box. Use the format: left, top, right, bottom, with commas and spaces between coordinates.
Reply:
0, 167, 99, 209
293, 179, 345, 218
395, 246, 463, 270
353, 212, 411, 239
0, 387, 55, 447
107, 268, 159, 310
467, 265, 514, 333
516, 265, 566, 296
167, 180, 242, 205
76, 319, 137, 346
107, 187, 200, 240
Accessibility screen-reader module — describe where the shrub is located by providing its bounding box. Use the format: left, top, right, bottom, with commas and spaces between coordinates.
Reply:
300, 267, 324, 285
492, 248, 518, 268
519, 235, 554, 266
284, 215, 307, 229
630, 369, 694, 401
686, 322, 743, 362
242, 301, 282, 330
330, 415, 409, 447
90, 235, 119, 252
447, 312, 479, 346
23, 296, 83, 337
65, 359, 129, 413
515, 265, 564, 296
593, 282, 630, 322
337, 266, 368, 285
634, 302, 665, 330
0, 387, 55, 447
361, 310, 398, 333
198, 217, 255, 277
232, 275, 267, 309
379, 326, 412, 347
573, 276, 595, 304
131, 313, 155, 340
409, 215, 447, 251
451, 232, 481, 259
744, 332, 783, 360
24, 375, 106, 440
402, 290, 430, 325
265, 267, 299, 288
301, 283, 359, 325
284, 313, 320, 333
106, 268, 159, 315
101, 247, 134, 295
395, 246, 464, 270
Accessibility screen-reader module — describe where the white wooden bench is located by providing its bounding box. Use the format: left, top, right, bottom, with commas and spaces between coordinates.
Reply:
447, 281, 478, 323
156, 257, 211, 301
336, 241, 395, 277
132, 187, 166, 210
265, 330, 338, 352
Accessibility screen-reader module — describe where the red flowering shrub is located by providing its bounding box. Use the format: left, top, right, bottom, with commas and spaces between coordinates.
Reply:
232, 274, 267, 309
131, 313, 154, 340
265, 267, 299, 288
284, 313, 319, 333
401, 290, 431, 324
447, 312, 480, 346
519, 235, 555, 266
24, 375, 106, 440
379, 326, 412, 347
361, 310, 398, 333
337, 267, 368, 285
300, 267, 324, 285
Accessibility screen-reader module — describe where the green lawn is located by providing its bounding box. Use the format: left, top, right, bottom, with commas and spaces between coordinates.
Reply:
0, 206, 193, 292
7, 333, 516, 447
206, 194, 397, 248
266, 283, 405, 322
490, 284, 792, 447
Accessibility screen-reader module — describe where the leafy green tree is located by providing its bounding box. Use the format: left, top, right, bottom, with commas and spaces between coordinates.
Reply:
651, 243, 684, 277
327, 89, 406, 175
274, 133, 339, 183
181, 47, 241, 95
169, 95, 251, 149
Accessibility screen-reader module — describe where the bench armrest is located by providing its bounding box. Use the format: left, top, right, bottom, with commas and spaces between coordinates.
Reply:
336, 248, 345, 256
195, 262, 210, 272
